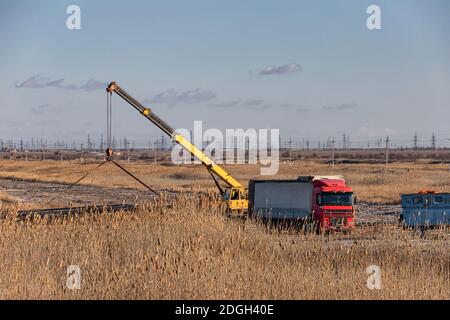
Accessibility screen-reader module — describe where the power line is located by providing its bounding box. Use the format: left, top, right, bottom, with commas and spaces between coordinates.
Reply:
385, 136, 389, 170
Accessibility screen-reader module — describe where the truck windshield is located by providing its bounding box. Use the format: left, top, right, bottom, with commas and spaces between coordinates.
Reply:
320, 193, 353, 206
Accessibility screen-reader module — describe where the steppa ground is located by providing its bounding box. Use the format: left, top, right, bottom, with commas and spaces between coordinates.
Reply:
0, 196, 448, 299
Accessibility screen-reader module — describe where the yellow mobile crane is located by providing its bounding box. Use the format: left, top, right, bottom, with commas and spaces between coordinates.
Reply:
106, 82, 248, 212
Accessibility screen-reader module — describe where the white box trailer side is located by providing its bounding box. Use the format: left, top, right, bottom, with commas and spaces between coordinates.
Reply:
249, 180, 313, 220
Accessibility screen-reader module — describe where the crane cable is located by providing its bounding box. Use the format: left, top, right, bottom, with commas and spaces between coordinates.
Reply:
29, 92, 159, 214
107, 92, 112, 152
105, 91, 159, 196
110, 160, 159, 196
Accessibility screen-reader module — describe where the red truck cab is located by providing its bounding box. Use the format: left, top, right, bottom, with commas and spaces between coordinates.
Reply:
310, 176, 355, 231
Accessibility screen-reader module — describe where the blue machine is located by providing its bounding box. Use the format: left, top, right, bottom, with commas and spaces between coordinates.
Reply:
400, 192, 450, 228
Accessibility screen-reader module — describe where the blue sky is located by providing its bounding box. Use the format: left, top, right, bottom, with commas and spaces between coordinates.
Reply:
1, 0, 449, 146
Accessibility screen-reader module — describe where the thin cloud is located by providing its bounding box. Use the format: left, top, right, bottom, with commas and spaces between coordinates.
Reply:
243, 99, 264, 106
322, 103, 358, 111
279, 103, 310, 112
209, 100, 240, 108
79, 79, 108, 91
208, 99, 270, 110
45, 79, 65, 88
15, 75, 108, 91
259, 63, 302, 76
15, 75, 52, 89
245, 102, 271, 110
145, 88, 216, 106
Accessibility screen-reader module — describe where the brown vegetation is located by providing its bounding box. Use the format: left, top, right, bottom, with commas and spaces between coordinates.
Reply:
1, 160, 450, 204
0, 191, 17, 204
0, 160, 448, 299
0, 197, 448, 299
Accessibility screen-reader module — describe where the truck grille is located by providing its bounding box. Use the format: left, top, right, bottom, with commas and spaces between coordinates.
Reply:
323, 209, 353, 215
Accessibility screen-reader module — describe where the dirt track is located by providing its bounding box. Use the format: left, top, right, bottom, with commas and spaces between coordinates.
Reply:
0, 178, 159, 208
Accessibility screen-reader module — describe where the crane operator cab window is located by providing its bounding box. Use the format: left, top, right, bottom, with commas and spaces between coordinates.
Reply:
224, 189, 240, 200
230, 190, 240, 200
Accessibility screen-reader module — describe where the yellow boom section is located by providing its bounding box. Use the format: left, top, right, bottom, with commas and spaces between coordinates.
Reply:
174, 134, 244, 188
106, 82, 245, 191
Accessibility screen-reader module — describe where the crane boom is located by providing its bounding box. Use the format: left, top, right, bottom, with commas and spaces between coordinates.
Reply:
106, 82, 244, 189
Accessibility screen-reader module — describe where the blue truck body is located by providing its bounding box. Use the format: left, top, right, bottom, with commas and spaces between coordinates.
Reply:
400, 193, 450, 228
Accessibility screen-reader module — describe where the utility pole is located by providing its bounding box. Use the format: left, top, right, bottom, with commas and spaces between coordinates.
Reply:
385, 136, 389, 170
413, 132, 418, 150
127, 137, 130, 162
154, 140, 157, 164
87, 134, 91, 151
431, 132, 436, 149
288, 137, 292, 163
331, 137, 335, 167
245, 137, 250, 164
161, 134, 165, 150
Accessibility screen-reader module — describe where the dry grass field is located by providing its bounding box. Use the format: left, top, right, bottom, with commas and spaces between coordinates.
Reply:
1, 159, 450, 204
0, 191, 17, 204
0, 198, 448, 299
0, 159, 448, 299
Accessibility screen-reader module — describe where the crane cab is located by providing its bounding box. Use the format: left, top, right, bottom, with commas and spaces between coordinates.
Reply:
224, 187, 248, 213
